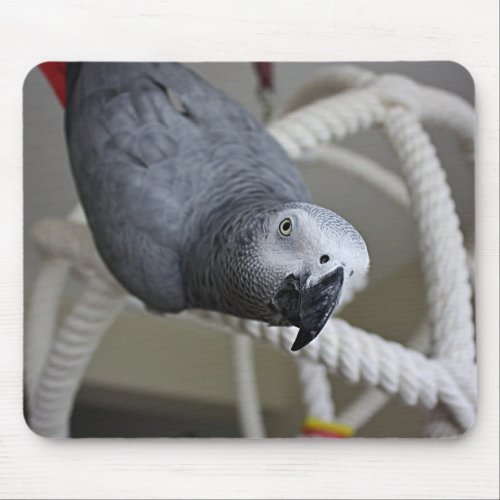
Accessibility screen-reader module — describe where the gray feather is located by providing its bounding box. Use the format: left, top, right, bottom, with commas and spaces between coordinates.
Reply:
65, 63, 312, 314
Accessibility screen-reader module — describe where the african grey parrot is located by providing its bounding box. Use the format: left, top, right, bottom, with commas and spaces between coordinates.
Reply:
65, 63, 369, 351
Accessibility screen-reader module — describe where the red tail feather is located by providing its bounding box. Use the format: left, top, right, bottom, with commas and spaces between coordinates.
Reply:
39, 62, 272, 108
39, 62, 67, 107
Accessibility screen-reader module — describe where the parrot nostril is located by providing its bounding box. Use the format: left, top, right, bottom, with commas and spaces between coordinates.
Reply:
319, 255, 329, 265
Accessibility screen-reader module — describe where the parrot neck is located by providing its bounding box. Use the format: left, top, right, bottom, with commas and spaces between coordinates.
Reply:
182, 200, 283, 321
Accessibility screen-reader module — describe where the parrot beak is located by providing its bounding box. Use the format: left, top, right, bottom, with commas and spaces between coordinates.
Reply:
291, 266, 344, 351
274, 267, 344, 351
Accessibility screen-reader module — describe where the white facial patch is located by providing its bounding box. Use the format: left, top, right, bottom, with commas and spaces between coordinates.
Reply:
260, 204, 370, 297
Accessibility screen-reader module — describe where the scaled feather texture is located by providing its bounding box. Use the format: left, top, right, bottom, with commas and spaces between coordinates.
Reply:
65, 63, 369, 350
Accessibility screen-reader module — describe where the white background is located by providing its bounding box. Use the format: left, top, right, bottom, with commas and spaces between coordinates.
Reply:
1, 0, 498, 498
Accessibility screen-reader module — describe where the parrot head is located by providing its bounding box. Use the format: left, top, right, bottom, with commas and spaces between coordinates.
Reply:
262, 203, 369, 351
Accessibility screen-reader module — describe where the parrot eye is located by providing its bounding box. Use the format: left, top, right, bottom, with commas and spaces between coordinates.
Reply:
279, 218, 293, 236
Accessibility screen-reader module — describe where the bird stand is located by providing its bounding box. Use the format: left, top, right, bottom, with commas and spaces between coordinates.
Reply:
25, 65, 476, 439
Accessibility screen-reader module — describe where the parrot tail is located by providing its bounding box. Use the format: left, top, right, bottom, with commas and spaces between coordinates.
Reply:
39, 62, 270, 110
39, 62, 68, 107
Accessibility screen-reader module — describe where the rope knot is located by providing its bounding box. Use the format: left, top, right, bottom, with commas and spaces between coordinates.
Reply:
372, 74, 423, 115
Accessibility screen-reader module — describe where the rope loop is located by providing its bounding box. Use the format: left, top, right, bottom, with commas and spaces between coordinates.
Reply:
372, 74, 423, 116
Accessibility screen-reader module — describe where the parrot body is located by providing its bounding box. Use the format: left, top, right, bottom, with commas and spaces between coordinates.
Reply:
65, 63, 369, 350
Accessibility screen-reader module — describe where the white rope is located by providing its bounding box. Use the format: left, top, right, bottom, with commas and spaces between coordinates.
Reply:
336, 323, 431, 431
375, 77, 475, 157
384, 107, 476, 436
284, 65, 474, 157
269, 88, 385, 158
25, 205, 87, 411
29, 275, 126, 437
232, 334, 266, 438
183, 310, 475, 430
296, 360, 336, 423
383, 108, 475, 367
283, 65, 377, 113
31, 218, 114, 282
25, 257, 70, 410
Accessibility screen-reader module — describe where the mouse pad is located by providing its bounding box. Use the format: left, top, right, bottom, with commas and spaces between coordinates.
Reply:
23, 61, 476, 438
